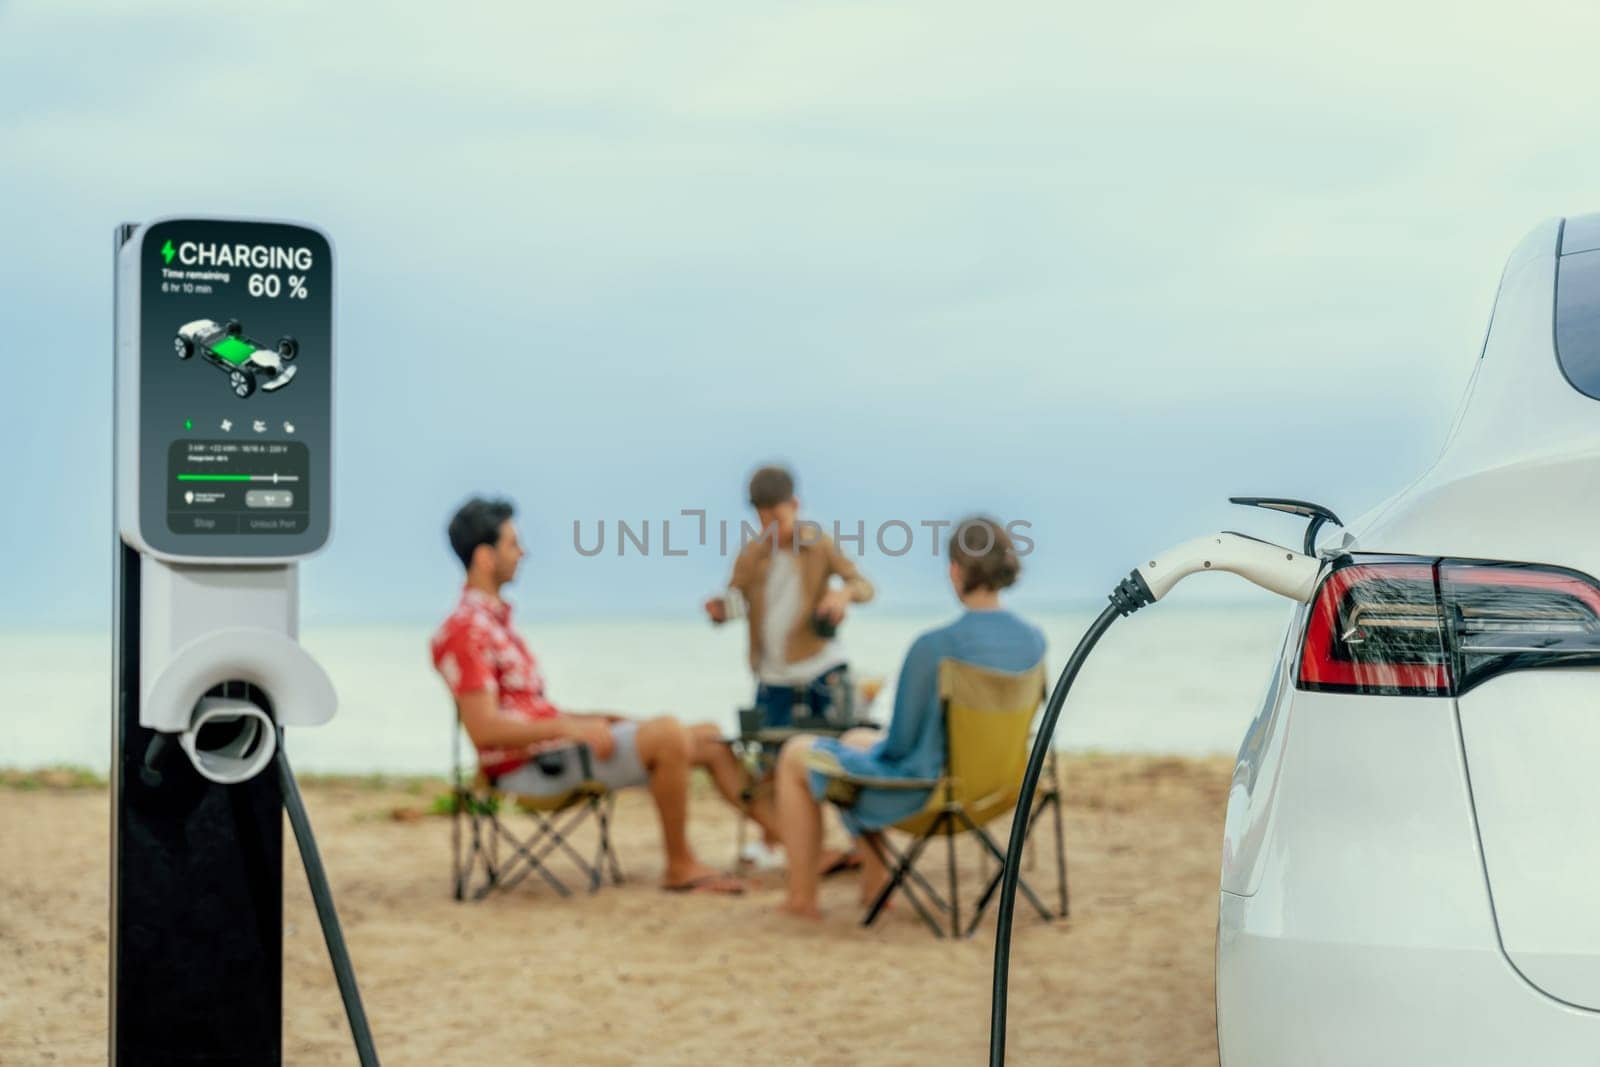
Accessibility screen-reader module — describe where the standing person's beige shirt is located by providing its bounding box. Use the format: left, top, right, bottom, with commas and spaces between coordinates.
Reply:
722, 533, 874, 674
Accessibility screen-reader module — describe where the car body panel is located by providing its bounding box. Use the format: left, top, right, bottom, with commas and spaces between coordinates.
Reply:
1219, 604, 1303, 897
1219, 891, 1600, 1065
1223, 690, 1493, 948
1353, 217, 1600, 576
1217, 688, 1600, 1064
1457, 669, 1600, 1008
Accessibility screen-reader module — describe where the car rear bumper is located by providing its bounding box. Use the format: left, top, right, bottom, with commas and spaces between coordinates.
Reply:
1216, 685, 1600, 1064
1218, 891, 1599, 1065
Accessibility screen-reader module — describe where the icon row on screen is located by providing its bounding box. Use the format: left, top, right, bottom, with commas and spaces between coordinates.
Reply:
204, 418, 295, 434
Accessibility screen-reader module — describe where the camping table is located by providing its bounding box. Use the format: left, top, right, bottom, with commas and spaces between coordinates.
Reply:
728, 718, 879, 867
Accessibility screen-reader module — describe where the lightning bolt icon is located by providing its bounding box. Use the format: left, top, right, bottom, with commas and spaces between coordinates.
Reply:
161, 240, 175, 265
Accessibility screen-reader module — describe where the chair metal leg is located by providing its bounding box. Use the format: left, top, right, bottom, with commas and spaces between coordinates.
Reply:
600, 795, 624, 885
488, 814, 572, 898
869, 831, 950, 913
1051, 787, 1068, 918
485, 804, 501, 889
879, 827, 954, 914
946, 822, 961, 939
460, 793, 488, 902
478, 795, 616, 899
593, 799, 610, 888
961, 811, 1054, 935
586, 796, 603, 891
862, 819, 949, 938
1038, 748, 1068, 917
452, 787, 466, 901
495, 800, 605, 897
859, 833, 902, 927
463, 797, 490, 899
544, 805, 607, 879
966, 866, 1005, 937
458, 781, 622, 902
1007, 806, 1056, 922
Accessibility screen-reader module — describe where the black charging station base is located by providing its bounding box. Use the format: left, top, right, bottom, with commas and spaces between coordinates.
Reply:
112, 541, 286, 1066
111, 541, 286, 1065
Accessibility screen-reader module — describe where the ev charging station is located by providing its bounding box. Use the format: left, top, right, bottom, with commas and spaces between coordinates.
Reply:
111, 217, 364, 1064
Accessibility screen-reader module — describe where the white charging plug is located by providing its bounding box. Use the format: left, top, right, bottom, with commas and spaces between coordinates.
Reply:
1135, 532, 1322, 603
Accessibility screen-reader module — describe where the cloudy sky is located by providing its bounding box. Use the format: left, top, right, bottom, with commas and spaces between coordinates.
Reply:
3, 1, 1599, 625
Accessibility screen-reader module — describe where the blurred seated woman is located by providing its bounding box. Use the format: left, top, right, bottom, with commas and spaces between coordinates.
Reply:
773, 517, 1046, 918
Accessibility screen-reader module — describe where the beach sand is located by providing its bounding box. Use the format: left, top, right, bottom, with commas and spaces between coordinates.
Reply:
2, 755, 1230, 1065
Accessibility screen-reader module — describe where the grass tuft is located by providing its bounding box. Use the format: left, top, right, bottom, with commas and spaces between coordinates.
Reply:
0, 766, 107, 791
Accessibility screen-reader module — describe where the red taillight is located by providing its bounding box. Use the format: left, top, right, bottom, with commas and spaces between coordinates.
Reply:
1440, 562, 1600, 692
1298, 562, 1452, 696
1297, 558, 1600, 697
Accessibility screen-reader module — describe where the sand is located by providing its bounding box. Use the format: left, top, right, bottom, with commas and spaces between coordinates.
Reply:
1, 755, 1230, 1065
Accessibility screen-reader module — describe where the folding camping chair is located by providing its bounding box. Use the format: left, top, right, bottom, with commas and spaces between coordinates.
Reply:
805, 659, 1067, 939
449, 704, 623, 901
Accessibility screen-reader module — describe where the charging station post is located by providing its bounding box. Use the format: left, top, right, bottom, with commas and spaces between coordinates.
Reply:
111, 217, 337, 1065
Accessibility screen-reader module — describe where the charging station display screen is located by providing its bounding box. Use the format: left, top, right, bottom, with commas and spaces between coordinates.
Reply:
130, 219, 333, 558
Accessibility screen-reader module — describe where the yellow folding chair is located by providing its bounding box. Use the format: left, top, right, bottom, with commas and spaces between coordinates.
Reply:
806, 659, 1066, 938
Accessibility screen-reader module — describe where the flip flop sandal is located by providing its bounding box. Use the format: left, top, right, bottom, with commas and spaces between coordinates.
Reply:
663, 874, 746, 895
821, 852, 863, 878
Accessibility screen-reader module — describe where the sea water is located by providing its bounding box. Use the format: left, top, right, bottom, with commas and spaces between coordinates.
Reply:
0, 603, 1290, 775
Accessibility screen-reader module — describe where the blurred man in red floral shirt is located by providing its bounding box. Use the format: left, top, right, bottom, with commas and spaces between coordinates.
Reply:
432, 497, 763, 894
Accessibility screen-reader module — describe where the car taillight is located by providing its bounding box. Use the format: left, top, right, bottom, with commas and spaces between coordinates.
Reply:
1297, 558, 1600, 697
1298, 562, 1451, 696
1440, 562, 1600, 692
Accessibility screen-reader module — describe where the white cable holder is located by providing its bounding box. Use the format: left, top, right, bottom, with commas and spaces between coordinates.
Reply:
139, 557, 336, 784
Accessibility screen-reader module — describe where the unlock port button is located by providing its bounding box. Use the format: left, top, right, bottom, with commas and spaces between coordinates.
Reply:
245, 490, 295, 509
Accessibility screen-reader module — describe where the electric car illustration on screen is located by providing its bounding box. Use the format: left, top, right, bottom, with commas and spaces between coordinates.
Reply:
174, 319, 298, 398
1215, 212, 1600, 1064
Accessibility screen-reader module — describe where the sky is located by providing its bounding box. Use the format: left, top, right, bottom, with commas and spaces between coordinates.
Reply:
4, 1, 1600, 626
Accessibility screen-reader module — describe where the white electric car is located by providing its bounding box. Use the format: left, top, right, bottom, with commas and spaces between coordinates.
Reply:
1217, 214, 1600, 1064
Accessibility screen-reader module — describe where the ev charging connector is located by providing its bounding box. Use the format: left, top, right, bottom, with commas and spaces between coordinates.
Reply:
988, 528, 1323, 1066
111, 217, 371, 1066
1135, 531, 1321, 603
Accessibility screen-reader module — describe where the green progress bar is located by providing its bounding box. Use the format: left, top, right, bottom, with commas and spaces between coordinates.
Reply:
177, 474, 253, 482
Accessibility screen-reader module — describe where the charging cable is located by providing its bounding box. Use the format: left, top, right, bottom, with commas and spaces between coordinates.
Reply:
988, 533, 1320, 1065
279, 745, 381, 1067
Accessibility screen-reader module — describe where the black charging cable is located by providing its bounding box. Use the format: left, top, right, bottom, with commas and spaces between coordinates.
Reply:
989, 573, 1154, 1066
279, 745, 381, 1067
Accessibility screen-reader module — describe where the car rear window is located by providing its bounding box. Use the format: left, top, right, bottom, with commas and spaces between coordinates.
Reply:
1554, 248, 1600, 400
1561, 213, 1600, 257
211, 336, 255, 365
